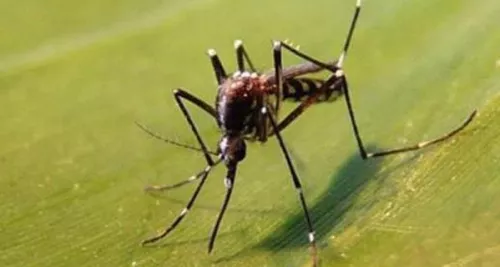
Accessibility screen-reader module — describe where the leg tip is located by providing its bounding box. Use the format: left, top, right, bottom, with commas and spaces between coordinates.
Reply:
207, 49, 217, 57
142, 235, 162, 246
144, 185, 155, 192
470, 109, 478, 118
272, 40, 281, 49
462, 109, 478, 128
234, 39, 243, 49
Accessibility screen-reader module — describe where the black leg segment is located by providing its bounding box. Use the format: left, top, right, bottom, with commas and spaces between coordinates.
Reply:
234, 39, 257, 72
208, 49, 227, 85
208, 165, 237, 253
262, 105, 318, 266
335, 72, 477, 159
141, 88, 223, 245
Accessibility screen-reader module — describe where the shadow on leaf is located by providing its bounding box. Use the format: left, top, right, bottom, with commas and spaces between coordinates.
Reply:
257, 145, 386, 252
214, 142, 428, 265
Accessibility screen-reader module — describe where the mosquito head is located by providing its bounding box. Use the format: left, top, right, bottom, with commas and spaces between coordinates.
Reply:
218, 135, 246, 166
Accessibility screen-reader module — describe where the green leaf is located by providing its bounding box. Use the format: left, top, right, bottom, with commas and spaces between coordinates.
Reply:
1, 0, 499, 266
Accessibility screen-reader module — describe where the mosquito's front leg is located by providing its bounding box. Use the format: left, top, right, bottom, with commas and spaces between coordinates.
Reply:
141, 88, 223, 245
207, 49, 227, 85
234, 39, 257, 72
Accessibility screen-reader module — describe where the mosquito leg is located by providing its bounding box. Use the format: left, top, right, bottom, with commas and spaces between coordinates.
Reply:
273, 75, 341, 133
337, 0, 362, 68
234, 40, 257, 72
142, 159, 222, 245
174, 89, 218, 118
275, 49, 476, 159
272, 41, 284, 121
207, 49, 227, 85
269, 39, 344, 135
208, 165, 238, 253
145, 166, 214, 192
336, 73, 477, 159
329, 1, 473, 158
269, 0, 362, 132
173, 89, 216, 165
142, 88, 222, 245
275, 0, 362, 72
275, 0, 476, 158
262, 105, 318, 266
366, 110, 476, 158
143, 89, 218, 192
278, 41, 337, 73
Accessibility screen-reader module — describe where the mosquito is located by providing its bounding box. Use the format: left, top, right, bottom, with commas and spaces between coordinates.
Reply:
137, 0, 476, 265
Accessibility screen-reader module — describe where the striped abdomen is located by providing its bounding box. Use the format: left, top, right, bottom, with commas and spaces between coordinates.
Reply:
282, 77, 343, 102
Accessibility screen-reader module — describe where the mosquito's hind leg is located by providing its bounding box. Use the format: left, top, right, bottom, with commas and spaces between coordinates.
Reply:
336, 72, 477, 159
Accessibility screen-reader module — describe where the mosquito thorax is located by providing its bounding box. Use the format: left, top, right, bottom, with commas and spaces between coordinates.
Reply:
218, 135, 246, 165
216, 71, 270, 135
219, 71, 269, 99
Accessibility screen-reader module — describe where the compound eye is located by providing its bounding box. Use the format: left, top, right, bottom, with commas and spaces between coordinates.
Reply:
219, 137, 246, 163
232, 140, 246, 162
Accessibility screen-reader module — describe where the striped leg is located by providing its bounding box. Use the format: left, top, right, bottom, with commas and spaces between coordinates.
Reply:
335, 73, 477, 159
272, 0, 363, 127
271, 0, 476, 159
262, 105, 318, 267
141, 89, 218, 191
142, 89, 222, 245
208, 165, 238, 253
142, 160, 221, 245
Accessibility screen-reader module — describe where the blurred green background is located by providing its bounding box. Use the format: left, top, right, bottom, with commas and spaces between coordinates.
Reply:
1, 0, 499, 266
